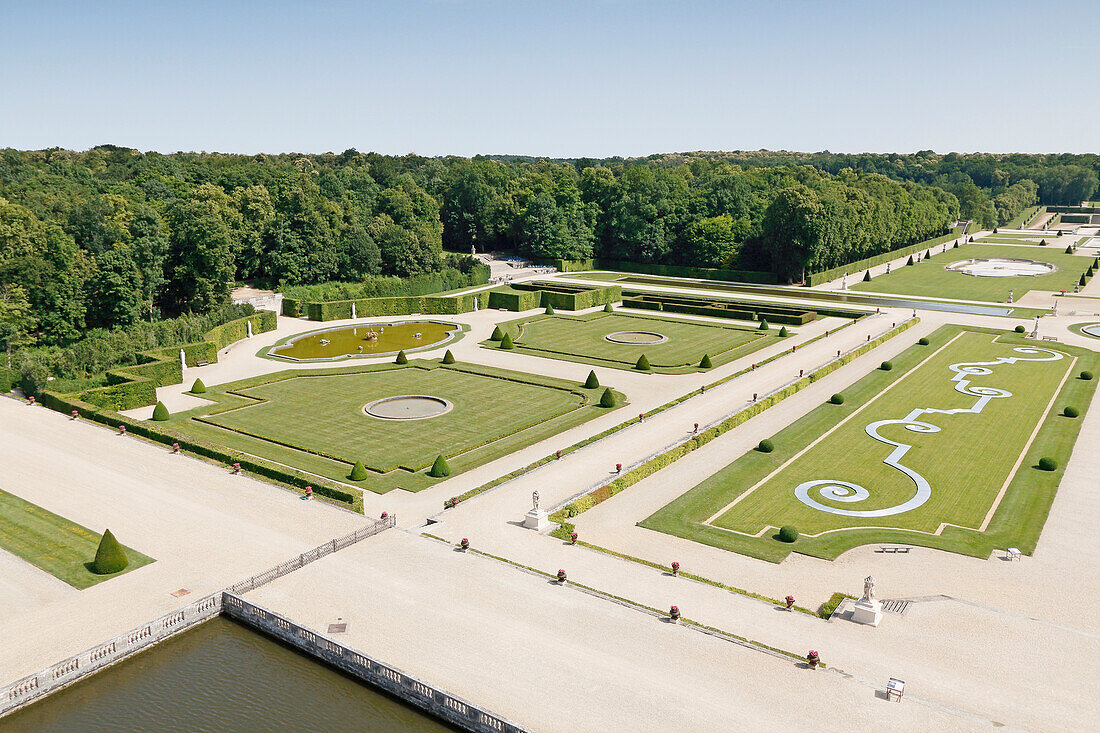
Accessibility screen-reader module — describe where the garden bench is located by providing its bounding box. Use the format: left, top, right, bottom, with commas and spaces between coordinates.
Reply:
886, 677, 905, 701
195, 360, 210, 367
877, 546, 911, 554
1042, 336, 1058, 342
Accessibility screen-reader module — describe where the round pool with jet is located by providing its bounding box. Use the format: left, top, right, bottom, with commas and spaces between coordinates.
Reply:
268, 321, 461, 361
363, 395, 454, 420
604, 331, 669, 345
945, 258, 1056, 278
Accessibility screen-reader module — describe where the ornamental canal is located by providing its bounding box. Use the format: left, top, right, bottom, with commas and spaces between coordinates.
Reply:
0, 617, 452, 732
269, 321, 460, 361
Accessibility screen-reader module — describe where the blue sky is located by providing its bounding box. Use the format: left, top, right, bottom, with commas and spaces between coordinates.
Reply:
1, 1, 1095, 156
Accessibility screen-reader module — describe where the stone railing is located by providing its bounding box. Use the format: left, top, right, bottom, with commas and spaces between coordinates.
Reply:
228, 515, 395, 595
0, 516, 395, 720
0, 592, 223, 716
222, 593, 529, 733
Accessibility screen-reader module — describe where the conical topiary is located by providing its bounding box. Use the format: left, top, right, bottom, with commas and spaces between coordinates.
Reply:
925, 250, 931, 259
863, 270, 872, 281
599, 387, 617, 408
584, 370, 600, 389
191, 378, 206, 394
953, 241, 959, 248
1081, 274, 1088, 287
1066, 245, 1074, 254
778, 326, 788, 337
490, 325, 504, 341
395, 350, 408, 364
92, 529, 129, 574
428, 454, 451, 478
634, 354, 651, 371
442, 349, 455, 364
545, 304, 555, 315
151, 401, 169, 421
604, 303, 614, 313
699, 354, 712, 369
758, 319, 769, 330
906, 255, 915, 266
499, 333, 514, 349
349, 460, 368, 481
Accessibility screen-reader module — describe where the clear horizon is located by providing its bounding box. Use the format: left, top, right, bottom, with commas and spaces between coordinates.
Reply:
2, 0, 1096, 157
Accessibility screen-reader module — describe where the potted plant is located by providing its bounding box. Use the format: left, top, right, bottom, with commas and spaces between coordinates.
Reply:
172, 442, 180, 454
615, 463, 622, 473
570, 532, 578, 545
460, 538, 470, 551
304, 485, 313, 499
71, 409, 78, 420
557, 569, 567, 584
669, 605, 681, 622
380, 511, 388, 520
445, 496, 458, 510
232, 462, 241, 474
118, 424, 126, 435
785, 595, 795, 611
807, 650, 820, 669
671, 562, 680, 576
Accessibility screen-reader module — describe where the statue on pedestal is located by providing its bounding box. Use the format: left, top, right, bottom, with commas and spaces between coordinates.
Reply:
532, 490, 540, 512
524, 489, 549, 531
862, 576, 876, 602
852, 574, 883, 627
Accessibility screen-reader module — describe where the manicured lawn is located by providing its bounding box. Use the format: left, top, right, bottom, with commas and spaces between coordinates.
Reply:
851, 244, 1091, 302
487, 312, 775, 373
0, 490, 153, 589
165, 359, 621, 493
640, 326, 1097, 561
975, 237, 1057, 246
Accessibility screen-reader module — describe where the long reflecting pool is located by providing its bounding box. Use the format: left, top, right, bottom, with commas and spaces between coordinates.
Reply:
0, 618, 452, 733
270, 321, 460, 361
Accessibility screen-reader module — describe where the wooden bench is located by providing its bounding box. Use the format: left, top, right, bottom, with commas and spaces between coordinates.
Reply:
877, 546, 911, 554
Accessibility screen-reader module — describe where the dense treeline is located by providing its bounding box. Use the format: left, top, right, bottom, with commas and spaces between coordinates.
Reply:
574, 150, 1098, 228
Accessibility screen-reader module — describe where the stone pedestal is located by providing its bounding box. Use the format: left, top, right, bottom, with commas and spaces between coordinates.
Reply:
523, 509, 550, 531
851, 598, 883, 627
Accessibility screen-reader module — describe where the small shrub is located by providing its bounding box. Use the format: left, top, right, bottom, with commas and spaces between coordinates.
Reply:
1065, 245, 1074, 254
584, 370, 600, 389
1063, 406, 1079, 418
634, 354, 651, 371
499, 333, 514, 350
1039, 239, 1047, 246
92, 529, 129, 574
906, 256, 914, 266
428, 454, 451, 478
1058, 230, 1063, 237
395, 350, 408, 364
1037, 457, 1057, 472
757, 439, 774, 453
190, 378, 206, 394
490, 325, 504, 341
778, 326, 788, 337
993, 227, 999, 234
151, 401, 169, 421
1014, 325, 1026, 333
863, 270, 871, 281
829, 393, 844, 405
918, 337, 929, 345
777, 526, 799, 543
1080, 371, 1094, 380
545, 304, 555, 315
349, 460, 368, 481
599, 387, 617, 408
604, 303, 614, 313
442, 349, 455, 364
880, 361, 893, 371
699, 354, 712, 369
758, 319, 769, 330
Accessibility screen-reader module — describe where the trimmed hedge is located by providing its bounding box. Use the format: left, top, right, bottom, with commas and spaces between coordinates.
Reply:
429, 454, 451, 478
584, 370, 600, 389
395, 350, 408, 364
304, 291, 488, 321
880, 361, 893, 371
592, 259, 777, 284
699, 354, 712, 369
634, 354, 651, 371
757, 439, 775, 453
1081, 371, 1094, 380
91, 529, 129, 574
490, 325, 504, 341
600, 387, 618, 408
1014, 325, 1026, 334
829, 393, 844, 405
806, 226, 963, 286
191, 378, 207, 393
442, 349, 456, 364
1063, 406, 1079, 418
349, 460, 369, 481
499, 333, 514, 350
281, 264, 490, 304
777, 526, 799, 543
1037, 457, 1057, 471
918, 337, 930, 345
151, 402, 170, 421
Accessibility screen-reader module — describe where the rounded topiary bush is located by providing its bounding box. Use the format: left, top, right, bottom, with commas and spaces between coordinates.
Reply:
829, 393, 845, 405
634, 354, 651, 371
1015, 325, 1026, 333
584, 370, 600, 389
918, 337, 929, 345
190, 378, 206, 394
757, 439, 774, 453
1080, 370, 1094, 381
545, 304, 555, 315
1037, 457, 1057, 472
778, 326, 788, 337
349, 460, 368, 481
880, 361, 893, 371
490, 325, 504, 341
758, 319, 769, 330
777, 526, 799, 543
151, 401, 169, 421
499, 333, 514, 350
428, 455, 451, 478
92, 529, 129, 574
442, 349, 455, 364
1063, 406, 1079, 418
395, 350, 408, 364
604, 303, 614, 313
699, 354, 712, 369
599, 387, 617, 408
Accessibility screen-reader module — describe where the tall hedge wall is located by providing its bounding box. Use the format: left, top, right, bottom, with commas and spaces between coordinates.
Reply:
806, 226, 964, 286
304, 291, 490, 321
593, 259, 778, 284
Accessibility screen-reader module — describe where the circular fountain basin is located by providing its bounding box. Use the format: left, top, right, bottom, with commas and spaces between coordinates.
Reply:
604, 331, 669, 345
1081, 324, 1100, 338
270, 321, 459, 361
363, 395, 453, 420
945, 258, 1055, 278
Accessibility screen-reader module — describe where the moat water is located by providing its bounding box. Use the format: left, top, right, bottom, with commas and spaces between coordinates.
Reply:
0, 618, 451, 732
271, 321, 459, 361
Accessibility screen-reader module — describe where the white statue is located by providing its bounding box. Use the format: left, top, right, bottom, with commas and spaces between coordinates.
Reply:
852, 574, 883, 626
862, 576, 876, 602
532, 490, 540, 512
